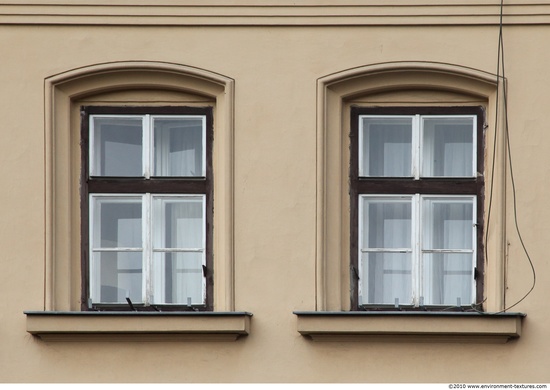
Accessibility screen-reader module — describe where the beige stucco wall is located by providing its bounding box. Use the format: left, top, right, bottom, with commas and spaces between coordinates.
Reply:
0, 1, 549, 383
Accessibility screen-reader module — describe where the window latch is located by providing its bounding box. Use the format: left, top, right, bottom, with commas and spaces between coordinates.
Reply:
126, 296, 137, 311
352, 266, 360, 280
187, 297, 199, 312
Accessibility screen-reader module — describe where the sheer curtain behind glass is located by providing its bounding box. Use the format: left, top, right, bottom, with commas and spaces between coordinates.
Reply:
91, 196, 143, 304
92, 117, 143, 177
422, 117, 474, 177
153, 117, 204, 177
356, 111, 478, 308
360, 117, 413, 177
152, 196, 205, 305
360, 197, 412, 305
422, 197, 475, 305
420, 116, 475, 305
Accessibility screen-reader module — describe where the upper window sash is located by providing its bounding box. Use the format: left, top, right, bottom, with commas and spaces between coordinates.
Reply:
89, 114, 207, 179
358, 114, 476, 179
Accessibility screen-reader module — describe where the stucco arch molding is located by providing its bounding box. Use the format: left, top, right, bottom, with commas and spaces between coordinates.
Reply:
46, 61, 233, 101
320, 61, 497, 102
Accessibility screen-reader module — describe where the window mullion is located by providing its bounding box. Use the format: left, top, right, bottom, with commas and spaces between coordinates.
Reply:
143, 193, 151, 306
143, 115, 150, 179
413, 115, 420, 179
413, 194, 421, 307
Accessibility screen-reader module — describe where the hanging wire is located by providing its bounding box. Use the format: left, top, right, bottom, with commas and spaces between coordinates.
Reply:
484, 0, 504, 278
476, 0, 536, 315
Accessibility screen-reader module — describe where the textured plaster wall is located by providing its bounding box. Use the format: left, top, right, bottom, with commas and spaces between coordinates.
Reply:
0, 9, 548, 382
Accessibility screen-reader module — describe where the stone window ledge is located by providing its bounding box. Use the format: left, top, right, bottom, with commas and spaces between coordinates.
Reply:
25, 311, 252, 342
294, 311, 524, 343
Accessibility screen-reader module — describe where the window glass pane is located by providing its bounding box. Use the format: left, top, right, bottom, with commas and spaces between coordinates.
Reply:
152, 196, 204, 249
152, 252, 204, 305
93, 197, 142, 248
91, 251, 143, 304
153, 117, 204, 177
361, 197, 412, 249
361, 252, 412, 305
422, 117, 474, 177
422, 253, 473, 306
360, 117, 412, 177
422, 198, 474, 250
92, 117, 143, 177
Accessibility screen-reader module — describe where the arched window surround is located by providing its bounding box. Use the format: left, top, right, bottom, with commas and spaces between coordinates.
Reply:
314, 61, 505, 313
43, 61, 236, 312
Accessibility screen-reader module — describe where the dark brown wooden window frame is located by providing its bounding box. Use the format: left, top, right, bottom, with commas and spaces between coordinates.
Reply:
80, 106, 214, 311
350, 106, 485, 311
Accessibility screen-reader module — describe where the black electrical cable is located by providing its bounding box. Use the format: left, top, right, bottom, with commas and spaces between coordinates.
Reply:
499, 26, 537, 313
476, 0, 505, 313
479, 0, 536, 315
484, 0, 504, 277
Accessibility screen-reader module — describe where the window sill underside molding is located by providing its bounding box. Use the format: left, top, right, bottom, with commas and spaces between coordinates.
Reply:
25, 311, 252, 342
294, 311, 524, 343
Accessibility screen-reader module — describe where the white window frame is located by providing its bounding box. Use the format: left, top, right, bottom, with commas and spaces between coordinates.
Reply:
358, 114, 477, 179
89, 114, 207, 178
89, 193, 207, 306
358, 194, 476, 307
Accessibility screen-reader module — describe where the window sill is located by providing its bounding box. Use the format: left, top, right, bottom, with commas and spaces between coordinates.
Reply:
25, 311, 252, 341
294, 311, 524, 343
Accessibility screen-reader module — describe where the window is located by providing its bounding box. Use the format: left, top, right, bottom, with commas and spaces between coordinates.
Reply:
81, 106, 213, 311
297, 63, 520, 342
350, 106, 484, 310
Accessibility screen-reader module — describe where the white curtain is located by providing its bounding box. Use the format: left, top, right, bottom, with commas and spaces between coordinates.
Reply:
358, 116, 476, 307
422, 198, 474, 305
92, 197, 143, 304
93, 117, 143, 177
422, 117, 474, 177
360, 196, 474, 307
152, 196, 204, 305
361, 117, 412, 177
153, 118, 203, 177
361, 197, 412, 305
